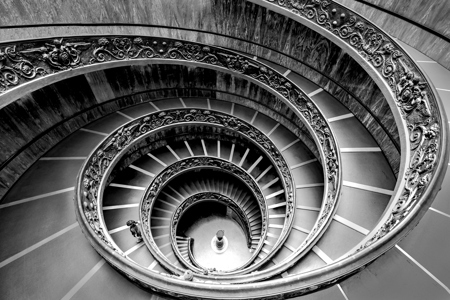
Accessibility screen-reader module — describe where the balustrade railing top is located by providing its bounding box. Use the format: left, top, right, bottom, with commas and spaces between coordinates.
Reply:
77, 106, 339, 283
259, 0, 447, 253
141, 158, 268, 276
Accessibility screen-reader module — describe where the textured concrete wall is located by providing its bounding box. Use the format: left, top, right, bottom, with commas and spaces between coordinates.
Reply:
337, 0, 450, 70
0, 1, 402, 204
357, 0, 450, 39
0, 0, 400, 155
0, 64, 317, 199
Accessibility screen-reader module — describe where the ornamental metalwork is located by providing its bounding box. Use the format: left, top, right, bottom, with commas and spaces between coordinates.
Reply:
0, 37, 90, 92
90, 37, 219, 65
63, 1, 447, 298
0, 46, 46, 92
68, 35, 342, 284
4, 37, 340, 264
21, 38, 91, 70
263, 0, 443, 251
0, 21, 441, 262
3, 35, 339, 251
80, 108, 323, 276
141, 159, 266, 275
0, 37, 338, 212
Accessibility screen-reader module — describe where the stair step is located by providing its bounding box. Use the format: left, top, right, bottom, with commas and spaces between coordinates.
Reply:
250, 219, 263, 226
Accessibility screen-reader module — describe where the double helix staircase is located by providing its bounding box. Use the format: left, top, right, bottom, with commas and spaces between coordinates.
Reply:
0, 1, 449, 297
77, 83, 394, 282
100, 100, 317, 275
0, 58, 447, 298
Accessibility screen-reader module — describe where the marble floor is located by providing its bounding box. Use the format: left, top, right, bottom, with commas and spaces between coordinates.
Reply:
184, 207, 252, 271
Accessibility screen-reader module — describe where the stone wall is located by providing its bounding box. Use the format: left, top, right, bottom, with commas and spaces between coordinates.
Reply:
0, 64, 317, 199
336, 0, 450, 70
0, 0, 400, 156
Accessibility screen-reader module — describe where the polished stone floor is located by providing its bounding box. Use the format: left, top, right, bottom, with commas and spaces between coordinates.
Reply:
185, 214, 252, 271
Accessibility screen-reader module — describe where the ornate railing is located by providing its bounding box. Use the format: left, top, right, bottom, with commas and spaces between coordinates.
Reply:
260, 0, 447, 256
67, 33, 346, 294
69, 10, 446, 296
2, 36, 342, 277
171, 192, 257, 258
3, 37, 340, 225
186, 238, 202, 270
78, 106, 340, 278
141, 158, 266, 275
174, 236, 200, 269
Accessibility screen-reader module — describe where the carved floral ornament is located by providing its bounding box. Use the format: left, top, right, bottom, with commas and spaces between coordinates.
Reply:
0, 4, 442, 258
81, 112, 286, 247
9, 36, 340, 244
2, 38, 339, 233
57, 2, 443, 296
263, 0, 444, 251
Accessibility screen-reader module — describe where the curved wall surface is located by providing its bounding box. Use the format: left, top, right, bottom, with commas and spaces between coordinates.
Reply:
0, 0, 406, 197
336, 0, 450, 70
0, 63, 318, 198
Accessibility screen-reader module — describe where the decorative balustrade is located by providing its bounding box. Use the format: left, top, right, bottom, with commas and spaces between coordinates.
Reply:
69, 16, 447, 298
171, 192, 257, 270
0, 34, 343, 281
141, 158, 266, 275
260, 0, 447, 253
175, 236, 203, 271
0, 0, 437, 297
77, 104, 341, 285
3, 37, 341, 235
0, 0, 443, 278
65, 28, 362, 296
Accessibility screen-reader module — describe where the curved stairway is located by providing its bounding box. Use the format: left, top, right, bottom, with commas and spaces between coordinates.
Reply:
99, 103, 324, 276
0, 21, 449, 300
0, 90, 394, 280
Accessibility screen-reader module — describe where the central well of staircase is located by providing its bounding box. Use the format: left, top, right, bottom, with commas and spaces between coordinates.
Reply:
157, 168, 264, 273
178, 201, 251, 271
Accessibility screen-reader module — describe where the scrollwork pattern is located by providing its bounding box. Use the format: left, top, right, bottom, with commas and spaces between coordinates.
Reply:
265, 0, 442, 253
67, 36, 341, 280
60, 2, 445, 296
21, 38, 91, 70
89, 37, 219, 65
81, 109, 306, 272
2, 37, 339, 247
90, 37, 159, 62
0, 46, 46, 92
142, 162, 265, 275
0, 24, 439, 261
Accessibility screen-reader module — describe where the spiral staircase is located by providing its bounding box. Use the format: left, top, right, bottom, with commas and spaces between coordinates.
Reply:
0, 1, 449, 299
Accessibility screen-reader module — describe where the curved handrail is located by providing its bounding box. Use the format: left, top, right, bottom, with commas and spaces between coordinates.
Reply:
2, 37, 341, 272
174, 236, 195, 267
71, 35, 344, 294
102, 107, 301, 276
0, 7, 442, 272
77, 106, 339, 283
171, 192, 259, 271
186, 238, 202, 270
2, 37, 341, 228
258, 0, 448, 257
63, 0, 444, 297
141, 158, 267, 275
